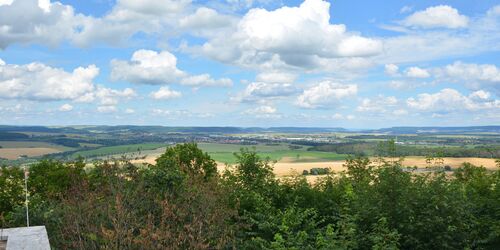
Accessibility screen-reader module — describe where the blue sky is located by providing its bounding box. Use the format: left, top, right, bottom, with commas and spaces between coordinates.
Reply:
0, 0, 499, 128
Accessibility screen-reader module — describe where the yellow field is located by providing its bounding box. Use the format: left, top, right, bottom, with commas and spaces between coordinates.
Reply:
396, 157, 497, 170
0, 147, 62, 160
131, 155, 498, 179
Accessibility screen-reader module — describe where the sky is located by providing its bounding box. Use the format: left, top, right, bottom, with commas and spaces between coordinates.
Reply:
0, 0, 499, 128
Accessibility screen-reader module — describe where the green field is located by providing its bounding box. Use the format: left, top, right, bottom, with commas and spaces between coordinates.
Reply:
71, 143, 167, 158
0, 141, 71, 150
197, 143, 347, 164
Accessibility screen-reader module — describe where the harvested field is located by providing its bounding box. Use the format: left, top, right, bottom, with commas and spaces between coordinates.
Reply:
391, 157, 497, 170
0, 147, 62, 160
133, 154, 498, 179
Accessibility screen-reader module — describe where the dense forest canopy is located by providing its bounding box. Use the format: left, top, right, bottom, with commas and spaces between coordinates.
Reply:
1, 143, 499, 249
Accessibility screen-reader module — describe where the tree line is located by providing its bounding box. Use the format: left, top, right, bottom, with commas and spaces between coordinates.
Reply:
311, 140, 500, 158
1, 143, 499, 249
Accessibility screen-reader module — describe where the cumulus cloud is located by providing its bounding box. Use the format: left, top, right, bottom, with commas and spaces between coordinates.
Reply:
0, 0, 191, 48
97, 105, 117, 113
378, 5, 500, 65
58, 103, 73, 112
111, 49, 233, 87
196, 0, 382, 71
0, 0, 83, 48
441, 61, 500, 83
232, 82, 299, 103
179, 7, 235, 32
402, 5, 469, 29
111, 50, 185, 85
180, 74, 232, 87
242, 105, 276, 114
406, 88, 499, 113
296, 81, 357, 109
255, 72, 297, 83
242, 105, 282, 119
384, 64, 399, 76
93, 87, 136, 106
405, 66, 430, 78
393, 61, 500, 93
150, 86, 182, 100
0, 60, 97, 101
151, 108, 213, 119
0, 59, 136, 109
357, 96, 398, 113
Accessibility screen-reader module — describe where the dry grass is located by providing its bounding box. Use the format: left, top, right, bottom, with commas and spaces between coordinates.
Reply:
0, 147, 62, 160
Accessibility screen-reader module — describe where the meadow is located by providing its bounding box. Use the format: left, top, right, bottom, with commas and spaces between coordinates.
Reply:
196, 143, 347, 164
70, 143, 167, 158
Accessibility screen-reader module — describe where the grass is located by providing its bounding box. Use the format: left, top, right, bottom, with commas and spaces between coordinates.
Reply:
197, 143, 347, 164
71, 143, 167, 158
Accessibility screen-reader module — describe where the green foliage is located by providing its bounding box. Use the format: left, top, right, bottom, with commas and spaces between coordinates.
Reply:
0, 166, 24, 217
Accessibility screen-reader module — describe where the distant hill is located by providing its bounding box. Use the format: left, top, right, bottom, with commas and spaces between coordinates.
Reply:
366, 126, 500, 134
0, 125, 497, 135
77, 126, 347, 134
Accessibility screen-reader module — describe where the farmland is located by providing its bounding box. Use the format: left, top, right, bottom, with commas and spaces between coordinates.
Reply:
0, 125, 498, 169
0, 141, 71, 160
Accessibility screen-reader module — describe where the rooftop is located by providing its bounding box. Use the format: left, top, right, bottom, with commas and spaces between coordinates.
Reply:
0, 226, 50, 250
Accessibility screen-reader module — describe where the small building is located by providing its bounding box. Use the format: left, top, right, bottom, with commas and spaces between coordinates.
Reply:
0, 226, 50, 250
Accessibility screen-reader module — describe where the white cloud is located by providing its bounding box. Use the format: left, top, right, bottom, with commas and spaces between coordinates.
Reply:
0, 0, 192, 48
330, 113, 355, 120
243, 105, 277, 115
441, 61, 500, 82
402, 5, 469, 29
0, 60, 97, 101
124, 108, 135, 114
0, 0, 13, 6
150, 86, 182, 100
93, 87, 136, 105
469, 90, 491, 100
357, 96, 398, 112
232, 82, 299, 103
378, 5, 500, 65
179, 7, 234, 32
111, 49, 232, 88
427, 61, 500, 93
111, 50, 185, 85
58, 103, 73, 112
406, 88, 499, 112
196, 0, 382, 71
384, 64, 399, 76
242, 105, 283, 119
0, 59, 136, 109
180, 74, 233, 87
393, 109, 408, 116
255, 72, 297, 83
405, 66, 430, 78
97, 105, 117, 113
151, 108, 213, 119
0, 0, 83, 48
296, 81, 357, 109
